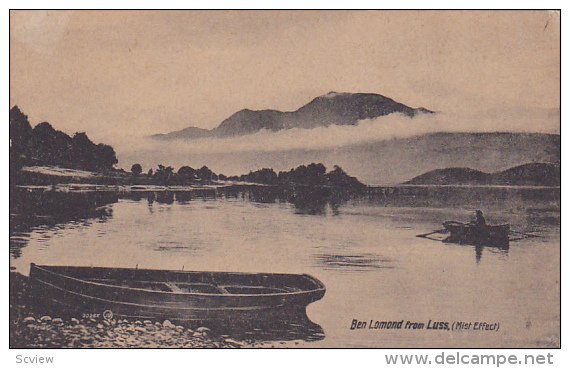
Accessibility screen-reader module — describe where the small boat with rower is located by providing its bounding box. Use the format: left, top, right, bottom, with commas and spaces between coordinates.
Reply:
442, 220, 510, 246
417, 210, 540, 247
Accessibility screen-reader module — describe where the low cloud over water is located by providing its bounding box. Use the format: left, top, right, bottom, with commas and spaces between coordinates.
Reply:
115, 107, 559, 161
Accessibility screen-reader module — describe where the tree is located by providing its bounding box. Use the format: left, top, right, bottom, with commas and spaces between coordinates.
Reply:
94, 143, 118, 171
196, 166, 215, 182
131, 164, 143, 176
9, 105, 33, 172
325, 165, 366, 190
178, 166, 197, 182
10, 106, 32, 158
9, 106, 118, 173
70, 132, 97, 170
241, 168, 277, 184
155, 164, 174, 185
277, 163, 327, 186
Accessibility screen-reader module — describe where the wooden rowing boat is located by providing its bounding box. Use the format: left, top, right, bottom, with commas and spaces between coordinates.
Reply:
442, 221, 510, 246
29, 264, 326, 324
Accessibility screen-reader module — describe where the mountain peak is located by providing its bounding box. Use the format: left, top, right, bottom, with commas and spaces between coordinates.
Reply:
321, 91, 349, 99
151, 92, 434, 140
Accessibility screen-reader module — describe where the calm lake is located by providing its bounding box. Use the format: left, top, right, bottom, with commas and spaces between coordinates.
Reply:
9, 186, 560, 347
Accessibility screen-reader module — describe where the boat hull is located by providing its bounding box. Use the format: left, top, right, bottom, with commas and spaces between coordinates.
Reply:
29, 264, 326, 325
443, 222, 510, 247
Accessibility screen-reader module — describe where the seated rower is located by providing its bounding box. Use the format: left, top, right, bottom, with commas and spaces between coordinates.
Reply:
471, 210, 486, 227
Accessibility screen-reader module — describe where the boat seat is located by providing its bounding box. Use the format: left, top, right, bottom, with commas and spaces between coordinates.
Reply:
164, 282, 183, 292
216, 286, 230, 294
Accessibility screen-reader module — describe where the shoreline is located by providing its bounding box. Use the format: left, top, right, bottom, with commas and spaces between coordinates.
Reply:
10, 271, 316, 348
12, 182, 561, 194
11, 163, 561, 196
9, 272, 249, 348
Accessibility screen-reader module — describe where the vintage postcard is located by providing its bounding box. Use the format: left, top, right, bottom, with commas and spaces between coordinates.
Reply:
9, 10, 560, 348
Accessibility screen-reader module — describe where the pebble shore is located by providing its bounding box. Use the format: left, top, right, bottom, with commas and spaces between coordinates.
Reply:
9, 272, 245, 348
12, 316, 244, 348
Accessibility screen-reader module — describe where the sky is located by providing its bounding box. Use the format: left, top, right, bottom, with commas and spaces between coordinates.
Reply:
10, 10, 560, 147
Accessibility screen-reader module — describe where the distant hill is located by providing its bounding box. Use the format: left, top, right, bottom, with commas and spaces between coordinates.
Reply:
404, 163, 560, 187
150, 91, 433, 140
151, 126, 211, 141
493, 163, 561, 186
405, 167, 493, 185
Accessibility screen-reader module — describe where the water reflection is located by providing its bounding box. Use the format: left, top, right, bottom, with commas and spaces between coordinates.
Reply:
10, 188, 117, 259
156, 191, 174, 204
242, 186, 280, 204
133, 190, 221, 206
117, 186, 355, 217
10, 187, 118, 218
9, 207, 113, 259
8, 231, 30, 259
217, 186, 352, 216
207, 308, 325, 343
419, 229, 511, 264
448, 242, 510, 264
175, 191, 193, 204
121, 191, 144, 202
313, 253, 394, 272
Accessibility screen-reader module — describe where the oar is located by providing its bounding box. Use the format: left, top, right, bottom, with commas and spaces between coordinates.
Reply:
416, 229, 446, 239
510, 230, 543, 239
442, 220, 468, 227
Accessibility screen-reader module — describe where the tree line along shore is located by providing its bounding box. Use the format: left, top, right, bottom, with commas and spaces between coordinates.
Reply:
10, 105, 366, 191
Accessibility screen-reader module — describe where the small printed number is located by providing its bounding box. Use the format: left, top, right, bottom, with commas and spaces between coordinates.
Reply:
82, 313, 101, 318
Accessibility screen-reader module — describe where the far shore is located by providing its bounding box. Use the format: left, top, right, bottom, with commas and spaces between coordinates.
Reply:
13, 182, 561, 194
13, 182, 268, 193
12, 165, 561, 192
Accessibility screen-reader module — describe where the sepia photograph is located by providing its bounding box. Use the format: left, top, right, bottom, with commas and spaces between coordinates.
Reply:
9, 9, 560, 349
